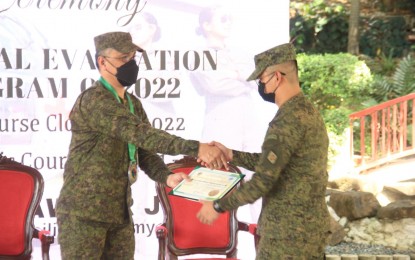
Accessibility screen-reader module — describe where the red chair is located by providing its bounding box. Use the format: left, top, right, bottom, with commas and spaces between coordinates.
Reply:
0, 153, 54, 260
156, 156, 258, 260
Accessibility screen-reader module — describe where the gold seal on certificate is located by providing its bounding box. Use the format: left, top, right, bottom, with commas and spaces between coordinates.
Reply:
169, 166, 245, 201
128, 161, 138, 184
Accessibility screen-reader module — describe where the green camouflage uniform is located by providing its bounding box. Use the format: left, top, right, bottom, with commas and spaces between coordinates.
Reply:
56, 79, 199, 258
219, 44, 330, 259
56, 31, 199, 260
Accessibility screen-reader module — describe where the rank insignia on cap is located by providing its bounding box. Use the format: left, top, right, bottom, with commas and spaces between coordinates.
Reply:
267, 151, 278, 164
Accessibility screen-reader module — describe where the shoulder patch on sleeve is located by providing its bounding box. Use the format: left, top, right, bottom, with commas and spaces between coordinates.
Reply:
267, 151, 278, 164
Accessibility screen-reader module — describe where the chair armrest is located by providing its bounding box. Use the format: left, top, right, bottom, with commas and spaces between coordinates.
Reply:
237, 221, 259, 252
248, 223, 257, 236
156, 224, 167, 260
33, 228, 54, 260
237, 221, 256, 234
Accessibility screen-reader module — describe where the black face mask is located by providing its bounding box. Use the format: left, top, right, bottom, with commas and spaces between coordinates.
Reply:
115, 59, 139, 87
257, 82, 275, 103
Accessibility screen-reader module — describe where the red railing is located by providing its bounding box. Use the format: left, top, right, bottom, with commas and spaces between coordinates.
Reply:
349, 93, 415, 173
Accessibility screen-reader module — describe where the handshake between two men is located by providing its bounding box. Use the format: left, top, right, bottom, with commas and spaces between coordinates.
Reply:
164, 141, 234, 226
165, 141, 232, 189
198, 141, 233, 170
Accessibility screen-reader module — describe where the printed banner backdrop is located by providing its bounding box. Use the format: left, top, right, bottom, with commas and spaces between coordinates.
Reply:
0, 0, 288, 259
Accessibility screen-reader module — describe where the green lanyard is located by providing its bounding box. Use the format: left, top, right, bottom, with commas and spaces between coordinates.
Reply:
99, 77, 136, 164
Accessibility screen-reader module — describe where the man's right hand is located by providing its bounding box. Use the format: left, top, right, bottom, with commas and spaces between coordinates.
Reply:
198, 143, 228, 170
211, 141, 233, 161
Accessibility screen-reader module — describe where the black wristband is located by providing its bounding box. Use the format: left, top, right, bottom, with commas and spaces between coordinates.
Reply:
213, 200, 225, 213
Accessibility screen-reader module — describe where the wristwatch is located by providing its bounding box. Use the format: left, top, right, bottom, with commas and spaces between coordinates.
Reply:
213, 200, 225, 213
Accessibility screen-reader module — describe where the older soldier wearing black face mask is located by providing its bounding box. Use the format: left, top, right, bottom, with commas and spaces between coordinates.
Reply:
56, 31, 228, 259
197, 43, 331, 259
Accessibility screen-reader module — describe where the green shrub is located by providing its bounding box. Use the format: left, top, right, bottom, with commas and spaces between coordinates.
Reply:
297, 53, 373, 117
297, 53, 373, 170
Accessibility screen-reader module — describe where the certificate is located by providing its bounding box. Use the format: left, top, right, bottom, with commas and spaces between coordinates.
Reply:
169, 166, 245, 201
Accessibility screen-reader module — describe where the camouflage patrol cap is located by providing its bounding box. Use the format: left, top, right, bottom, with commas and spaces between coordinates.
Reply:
247, 43, 296, 81
94, 31, 143, 53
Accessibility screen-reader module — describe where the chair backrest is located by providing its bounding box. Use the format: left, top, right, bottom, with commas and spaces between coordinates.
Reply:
0, 153, 44, 259
156, 156, 242, 258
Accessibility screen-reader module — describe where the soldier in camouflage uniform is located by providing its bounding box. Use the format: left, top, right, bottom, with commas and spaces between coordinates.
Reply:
197, 43, 330, 259
56, 31, 227, 259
